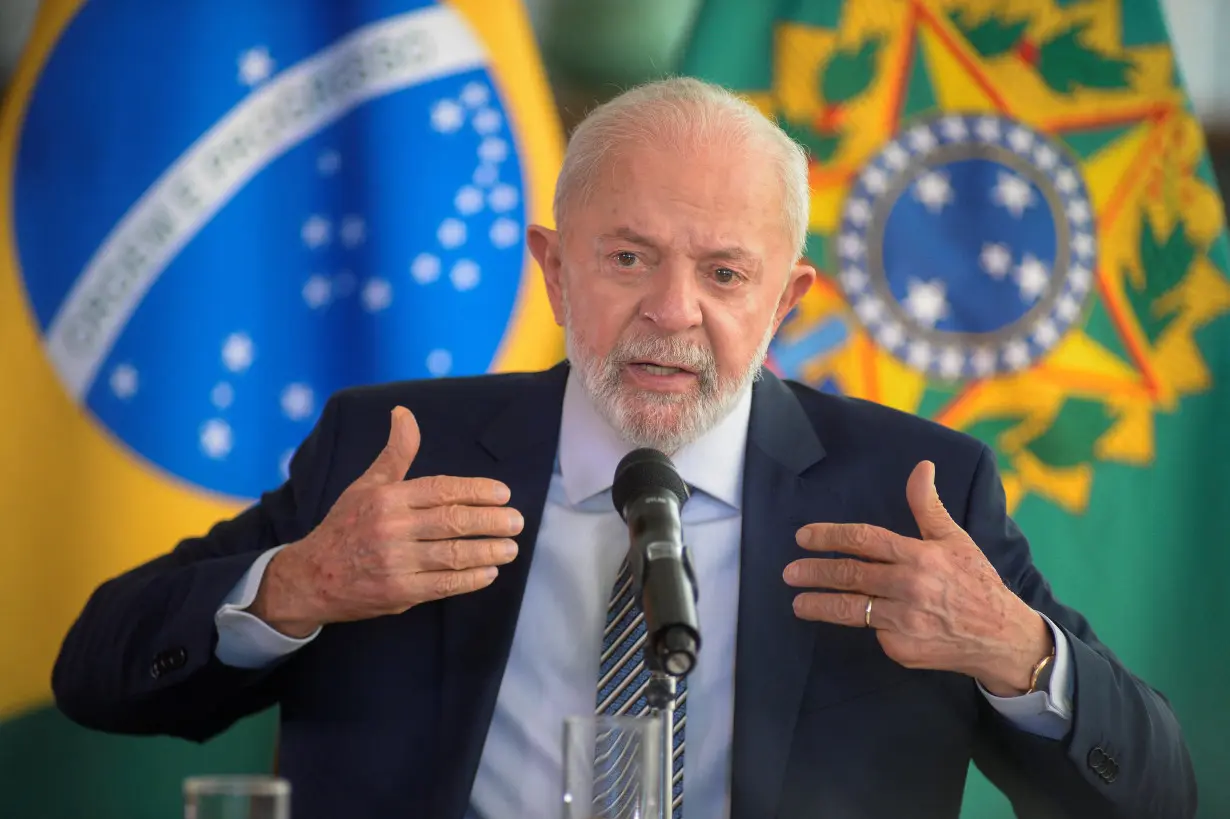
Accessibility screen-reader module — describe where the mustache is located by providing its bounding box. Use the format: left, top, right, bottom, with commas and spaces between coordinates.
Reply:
607, 334, 717, 376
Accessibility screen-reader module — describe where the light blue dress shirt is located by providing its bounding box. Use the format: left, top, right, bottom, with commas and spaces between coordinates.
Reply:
215, 372, 1074, 819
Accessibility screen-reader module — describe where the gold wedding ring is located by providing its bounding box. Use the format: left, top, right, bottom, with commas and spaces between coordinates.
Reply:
864, 596, 874, 628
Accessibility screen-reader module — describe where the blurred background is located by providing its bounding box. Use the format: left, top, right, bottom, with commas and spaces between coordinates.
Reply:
1, 0, 1227, 817
11, 0, 1225, 177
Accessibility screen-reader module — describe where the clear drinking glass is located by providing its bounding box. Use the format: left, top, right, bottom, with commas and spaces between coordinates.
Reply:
562, 715, 663, 819
183, 775, 290, 819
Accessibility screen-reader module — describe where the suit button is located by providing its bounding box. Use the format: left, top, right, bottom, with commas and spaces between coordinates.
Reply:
1087, 747, 1107, 770
150, 648, 187, 678
1105, 761, 1120, 783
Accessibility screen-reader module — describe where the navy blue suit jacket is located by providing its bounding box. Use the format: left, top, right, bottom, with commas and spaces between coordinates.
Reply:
52, 363, 1195, 818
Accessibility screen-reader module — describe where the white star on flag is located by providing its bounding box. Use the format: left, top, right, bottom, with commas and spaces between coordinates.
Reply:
430, 99, 465, 133
1055, 168, 1079, 194
361, 278, 393, 312
450, 260, 481, 291
302, 274, 332, 309
855, 296, 885, 324
488, 184, 519, 213
862, 166, 889, 194
907, 340, 933, 370
991, 171, 1035, 218
340, 215, 366, 248
237, 47, 274, 86
301, 215, 331, 249
1072, 231, 1095, 259
473, 164, 499, 187
426, 349, 454, 377
907, 126, 938, 154
490, 218, 520, 249
211, 382, 234, 410
472, 108, 502, 135
976, 117, 1002, 143
883, 142, 909, 170
913, 170, 954, 214
478, 137, 508, 164
1033, 144, 1059, 170
941, 117, 968, 141
455, 186, 484, 215
938, 347, 965, 379
1069, 264, 1093, 291
438, 218, 467, 249
221, 332, 254, 373
317, 150, 341, 176
846, 197, 872, 226
878, 322, 906, 350
1067, 199, 1092, 225
279, 449, 295, 481
838, 232, 865, 260
903, 278, 950, 328
1057, 294, 1082, 322
460, 82, 490, 107
980, 242, 1013, 279
1014, 254, 1050, 302
200, 419, 233, 459
411, 253, 442, 284
110, 364, 138, 399
281, 384, 315, 421
1003, 340, 1032, 370
1032, 318, 1060, 347
1007, 127, 1034, 154
841, 267, 869, 292
970, 347, 997, 376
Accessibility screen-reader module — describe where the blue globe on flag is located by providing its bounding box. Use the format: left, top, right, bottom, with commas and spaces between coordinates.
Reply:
12, 0, 553, 499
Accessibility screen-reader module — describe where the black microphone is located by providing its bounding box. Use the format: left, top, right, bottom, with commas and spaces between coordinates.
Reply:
611, 448, 701, 678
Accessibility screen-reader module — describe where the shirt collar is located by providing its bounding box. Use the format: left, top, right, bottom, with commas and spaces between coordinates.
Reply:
558, 369, 751, 510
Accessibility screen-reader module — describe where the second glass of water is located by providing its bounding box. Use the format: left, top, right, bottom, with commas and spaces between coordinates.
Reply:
562, 715, 663, 819
183, 775, 290, 819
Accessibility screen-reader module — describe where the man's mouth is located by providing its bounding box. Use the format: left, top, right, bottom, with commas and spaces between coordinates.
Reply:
630, 361, 695, 376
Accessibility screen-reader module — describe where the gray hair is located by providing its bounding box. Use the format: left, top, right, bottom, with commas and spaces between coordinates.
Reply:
553, 76, 811, 261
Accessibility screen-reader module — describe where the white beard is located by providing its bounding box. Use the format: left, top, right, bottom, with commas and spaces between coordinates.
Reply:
562, 290, 775, 454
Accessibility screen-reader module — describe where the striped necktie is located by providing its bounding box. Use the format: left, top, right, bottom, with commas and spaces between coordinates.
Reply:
595, 556, 686, 818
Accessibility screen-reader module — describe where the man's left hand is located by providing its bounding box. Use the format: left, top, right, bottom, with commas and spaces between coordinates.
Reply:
785, 460, 1052, 697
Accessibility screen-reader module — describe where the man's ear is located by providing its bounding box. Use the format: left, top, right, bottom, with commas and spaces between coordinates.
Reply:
528, 224, 565, 326
773, 261, 817, 333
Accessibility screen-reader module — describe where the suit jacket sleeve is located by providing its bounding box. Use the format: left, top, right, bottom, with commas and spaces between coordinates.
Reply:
51, 392, 345, 743
963, 444, 1197, 819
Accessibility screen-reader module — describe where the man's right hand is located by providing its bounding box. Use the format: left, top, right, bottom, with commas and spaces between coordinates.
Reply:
246, 405, 523, 638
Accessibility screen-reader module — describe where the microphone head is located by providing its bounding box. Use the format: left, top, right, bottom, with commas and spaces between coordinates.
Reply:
611, 448, 689, 520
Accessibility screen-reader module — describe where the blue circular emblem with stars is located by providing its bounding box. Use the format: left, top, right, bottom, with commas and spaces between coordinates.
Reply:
12, 0, 534, 499
837, 113, 1097, 380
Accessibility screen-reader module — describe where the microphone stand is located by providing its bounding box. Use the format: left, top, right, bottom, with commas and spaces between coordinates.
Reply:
642, 543, 696, 819
645, 669, 676, 819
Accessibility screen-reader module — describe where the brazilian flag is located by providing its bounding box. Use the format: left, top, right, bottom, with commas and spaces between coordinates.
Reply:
0, 1, 561, 816
681, 0, 1230, 816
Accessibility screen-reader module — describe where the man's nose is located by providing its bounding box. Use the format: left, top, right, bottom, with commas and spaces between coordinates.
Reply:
639, 263, 703, 333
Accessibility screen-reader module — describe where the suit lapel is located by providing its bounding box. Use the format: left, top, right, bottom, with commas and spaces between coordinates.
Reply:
433, 363, 568, 819
730, 373, 830, 819
731, 376, 929, 818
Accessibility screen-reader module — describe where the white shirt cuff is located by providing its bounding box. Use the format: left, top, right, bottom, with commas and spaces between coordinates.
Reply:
214, 545, 321, 669
977, 611, 1074, 740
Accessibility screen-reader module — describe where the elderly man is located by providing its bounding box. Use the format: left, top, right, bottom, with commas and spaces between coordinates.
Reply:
53, 78, 1194, 819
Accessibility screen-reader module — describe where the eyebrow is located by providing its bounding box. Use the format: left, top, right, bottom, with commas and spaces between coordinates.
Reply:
599, 226, 757, 264
599, 227, 659, 247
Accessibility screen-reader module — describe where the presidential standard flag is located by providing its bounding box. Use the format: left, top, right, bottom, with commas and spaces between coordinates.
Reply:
680, 0, 1230, 816
0, 0, 562, 816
